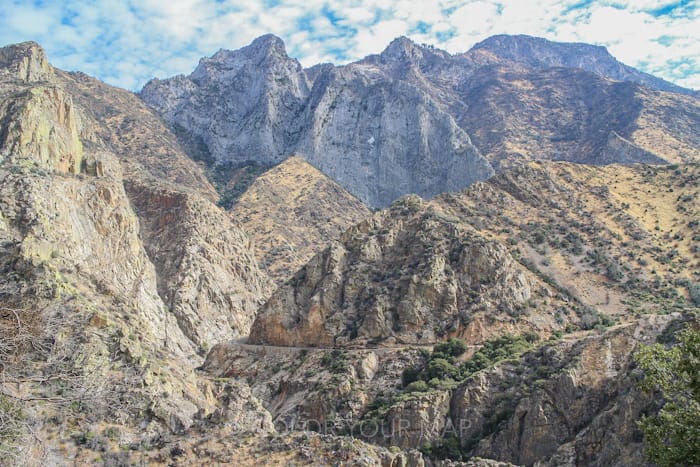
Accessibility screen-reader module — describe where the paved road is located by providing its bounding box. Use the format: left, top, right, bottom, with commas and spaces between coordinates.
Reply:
226, 338, 480, 355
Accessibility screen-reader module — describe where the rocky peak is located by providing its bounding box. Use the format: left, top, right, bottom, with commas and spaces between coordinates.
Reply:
208, 34, 288, 67
471, 34, 695, 95
380, 36, 424, 62
377, 36, 451, 68
248, 194, 568, 347
142, 33, 699, 209
142, 34, 309, 165
247, 33, 288, 58
0, 41, 54, 82
191, 33, 299, 84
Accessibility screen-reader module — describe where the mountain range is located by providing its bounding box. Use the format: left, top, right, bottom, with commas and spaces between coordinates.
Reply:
0, 33, 698, 466
141, 34, 699, 207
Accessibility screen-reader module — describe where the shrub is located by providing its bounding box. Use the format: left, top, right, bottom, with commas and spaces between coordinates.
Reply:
689, 283, 700, 307
320, 350, 348, 374
424, 358, 459, 380
0, 395, 25, 457
461, 334, 533, 377
421, 435, 463, 460
433, 338, 468, 358
405, 380, 430, 393
635, 324, 700, 466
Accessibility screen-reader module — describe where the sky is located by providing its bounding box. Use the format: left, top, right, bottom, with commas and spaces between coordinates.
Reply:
0, 0, 698, 91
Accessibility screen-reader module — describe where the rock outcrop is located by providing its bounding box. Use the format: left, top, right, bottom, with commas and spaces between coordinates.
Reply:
0, 85, 84, 174
249, 195, 568, 348
125, 180, 271, 346
0, 41, 54, 82
203, 341, 427, 432
141, 34, 310, 166
374, 315, 675, 466
248, 157, 700, 350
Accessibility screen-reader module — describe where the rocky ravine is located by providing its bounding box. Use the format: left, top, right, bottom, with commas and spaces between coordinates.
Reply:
142, 34, 699, 207
51, 51, 274, 344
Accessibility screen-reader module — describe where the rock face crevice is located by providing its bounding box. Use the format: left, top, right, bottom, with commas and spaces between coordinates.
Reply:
125, 179, 272, 346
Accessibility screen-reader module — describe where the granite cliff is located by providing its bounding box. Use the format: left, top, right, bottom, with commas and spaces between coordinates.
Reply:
142, 34, 699, 207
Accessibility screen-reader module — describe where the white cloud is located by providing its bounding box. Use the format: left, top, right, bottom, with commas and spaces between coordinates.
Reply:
0, 0, 697, 90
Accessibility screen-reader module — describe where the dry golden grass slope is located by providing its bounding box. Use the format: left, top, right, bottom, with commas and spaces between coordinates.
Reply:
231, 156, 370, 285
435, 161, 700, 319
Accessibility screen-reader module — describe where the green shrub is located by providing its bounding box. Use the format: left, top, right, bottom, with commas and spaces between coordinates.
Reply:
635, 323, 700, 466
689, 283, 700, 307
424, 358, 460, 380
0, 395, 25, 455
421, 435, 464, 460
405, 380, 430, 393
433, 338, 468, 358
461, 334, 532, 377
320, 350, 348, 374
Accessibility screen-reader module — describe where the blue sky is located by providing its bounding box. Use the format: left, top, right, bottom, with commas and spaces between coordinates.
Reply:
1, 0, 698, 91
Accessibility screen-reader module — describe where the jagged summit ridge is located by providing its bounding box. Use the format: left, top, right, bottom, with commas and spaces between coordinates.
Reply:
191, 33, 294, 84
141, 33, 700, 208
378, 35, 450, 63
472, 34, 695, 95
140, 34, 309, 168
